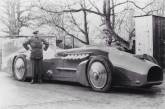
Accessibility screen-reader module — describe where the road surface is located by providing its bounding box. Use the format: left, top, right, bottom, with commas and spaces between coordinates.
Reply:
0, 71, 165, 109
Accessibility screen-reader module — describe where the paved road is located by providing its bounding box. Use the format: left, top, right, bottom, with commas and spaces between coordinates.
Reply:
0, 71, 165, 109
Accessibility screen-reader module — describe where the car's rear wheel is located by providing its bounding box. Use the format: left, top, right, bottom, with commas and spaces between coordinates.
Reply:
12, 55, 27, 81
87, 56, 113, 92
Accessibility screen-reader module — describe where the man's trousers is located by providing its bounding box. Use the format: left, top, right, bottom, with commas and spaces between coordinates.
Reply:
31, 59, 43, 82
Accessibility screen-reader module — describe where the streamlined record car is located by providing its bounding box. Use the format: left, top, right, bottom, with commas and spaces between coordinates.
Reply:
9, 39, 163, 92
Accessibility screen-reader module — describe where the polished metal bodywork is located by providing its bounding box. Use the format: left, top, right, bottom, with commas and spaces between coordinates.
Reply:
8, 45, 163, 88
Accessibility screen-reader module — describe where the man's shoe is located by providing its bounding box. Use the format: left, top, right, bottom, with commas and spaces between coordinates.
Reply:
38, 79, 42, 84
30, 80, 35, 84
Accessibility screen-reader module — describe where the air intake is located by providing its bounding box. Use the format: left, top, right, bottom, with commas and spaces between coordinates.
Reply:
147, 66, 163, 82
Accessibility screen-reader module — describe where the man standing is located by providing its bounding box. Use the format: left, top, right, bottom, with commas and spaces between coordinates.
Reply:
23, 31, 49, 84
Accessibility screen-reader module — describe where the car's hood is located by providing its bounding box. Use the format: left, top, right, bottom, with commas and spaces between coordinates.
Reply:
106, 47, 159, 75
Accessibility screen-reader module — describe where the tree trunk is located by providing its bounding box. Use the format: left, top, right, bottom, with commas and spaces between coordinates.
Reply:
103, 0, 129, 47
103, 0, 112, 45
83, 9, 89, 45
111, 0, 115, 30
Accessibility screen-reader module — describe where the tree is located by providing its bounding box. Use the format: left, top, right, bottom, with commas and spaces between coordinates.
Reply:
0, 0, 32, 36
69, 0, 89, 44
34, 0, 90, 45
149, 0, 165, 16
36, 0, 158, 47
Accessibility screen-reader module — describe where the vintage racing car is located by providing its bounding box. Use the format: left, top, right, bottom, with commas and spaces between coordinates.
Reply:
5, 37, 163, 92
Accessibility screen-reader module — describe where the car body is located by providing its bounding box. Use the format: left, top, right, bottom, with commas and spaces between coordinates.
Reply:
3, 37, 163, 92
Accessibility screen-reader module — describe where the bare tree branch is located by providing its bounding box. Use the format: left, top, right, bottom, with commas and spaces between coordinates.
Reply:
70, 12, 86, 35
55, 24, 88, 44
110, 0, 154, 15
112, 0, 153, 10
146, 8, 162, 15
88, 0, 101, 13
40, 6, 104, 16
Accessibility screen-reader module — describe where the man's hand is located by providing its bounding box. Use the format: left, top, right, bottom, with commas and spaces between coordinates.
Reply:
42, 39, 49, 51
44, 46, 48, 51
23, 39, 30, 50
29, 47, 32, 51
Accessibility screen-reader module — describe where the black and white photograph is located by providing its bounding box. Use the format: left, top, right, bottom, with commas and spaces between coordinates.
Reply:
0, 0, 165, 109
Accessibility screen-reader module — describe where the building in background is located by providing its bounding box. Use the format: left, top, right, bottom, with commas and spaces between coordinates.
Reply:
135, 15, 165, 68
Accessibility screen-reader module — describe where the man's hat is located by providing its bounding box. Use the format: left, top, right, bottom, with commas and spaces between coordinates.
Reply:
33, 31, 39, 34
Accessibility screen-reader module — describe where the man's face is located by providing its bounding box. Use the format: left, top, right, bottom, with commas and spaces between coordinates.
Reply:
34, 34, 38, 38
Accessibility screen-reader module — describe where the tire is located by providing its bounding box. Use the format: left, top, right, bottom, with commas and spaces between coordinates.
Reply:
12, 55, 27, 81
87, 56, 113, 92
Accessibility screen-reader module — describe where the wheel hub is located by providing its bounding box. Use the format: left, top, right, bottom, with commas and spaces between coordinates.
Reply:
94, 72, 99, 80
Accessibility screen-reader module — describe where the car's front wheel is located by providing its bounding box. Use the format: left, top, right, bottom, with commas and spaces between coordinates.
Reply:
87, 56, 113, 92
12, 55, 27, 81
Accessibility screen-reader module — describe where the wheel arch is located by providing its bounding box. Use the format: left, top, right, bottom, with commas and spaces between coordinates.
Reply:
12, 55, 17, 73
88, 55, 114, 72
76, 59, 90, 86
86, 55, 114, 92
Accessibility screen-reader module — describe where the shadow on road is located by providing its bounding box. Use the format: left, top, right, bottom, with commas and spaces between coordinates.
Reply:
110, 86, 163, 97
44, 79, 163, 97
